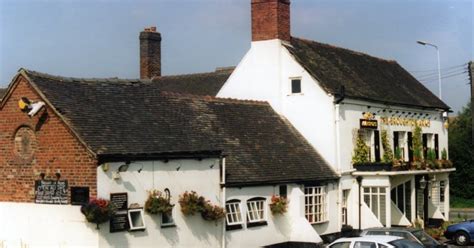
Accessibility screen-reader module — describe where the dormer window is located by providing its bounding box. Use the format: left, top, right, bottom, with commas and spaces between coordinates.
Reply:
291, 78, 302, 94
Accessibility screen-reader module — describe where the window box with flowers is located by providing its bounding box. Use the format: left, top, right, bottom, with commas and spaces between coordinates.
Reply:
81, 198, 116, 229
178, 191, 225, 222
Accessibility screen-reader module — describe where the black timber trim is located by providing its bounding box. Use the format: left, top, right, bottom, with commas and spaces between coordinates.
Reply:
97, 150, 223, 164
223, 178, 339, 188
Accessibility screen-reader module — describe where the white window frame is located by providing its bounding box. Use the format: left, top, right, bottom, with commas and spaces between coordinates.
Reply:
363, 187, 387, 225
360, 129, 375, 162
305, 186, 327, 224
246, 198, 267, 223
394, 131, 408, 162
128, 208, 146, 231
225, 200, 243, 226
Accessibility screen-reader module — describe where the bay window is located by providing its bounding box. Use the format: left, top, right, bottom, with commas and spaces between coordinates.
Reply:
305, 186, 327, 224
363, 187, 387, 226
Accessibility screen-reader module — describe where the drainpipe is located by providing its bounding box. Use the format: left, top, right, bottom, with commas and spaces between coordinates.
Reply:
221, 157, 226, 248
356, 176, 363, 231
335, 104, 342, 172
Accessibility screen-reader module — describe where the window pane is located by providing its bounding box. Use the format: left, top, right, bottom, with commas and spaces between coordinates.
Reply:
291, 79, 301, 93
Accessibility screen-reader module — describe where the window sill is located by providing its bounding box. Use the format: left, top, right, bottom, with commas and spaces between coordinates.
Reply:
310, 220, 329, 225
161, 223, 176, 228
226, 224, 243, 231
247, 221, 268, 228
287, 93, 304, 96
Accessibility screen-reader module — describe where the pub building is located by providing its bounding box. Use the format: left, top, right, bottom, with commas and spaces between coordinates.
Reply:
0, 0, 454, 247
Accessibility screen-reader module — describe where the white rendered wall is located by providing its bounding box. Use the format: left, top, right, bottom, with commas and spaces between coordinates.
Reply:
97, 158, 222, 248
218, 39, 337, 168
0, 202, 98, 247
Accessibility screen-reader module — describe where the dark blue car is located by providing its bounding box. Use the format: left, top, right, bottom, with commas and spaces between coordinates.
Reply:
444, 220, 474, 246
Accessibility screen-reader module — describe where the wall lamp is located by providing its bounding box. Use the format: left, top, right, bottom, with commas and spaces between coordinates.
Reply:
118, 161, 131, 172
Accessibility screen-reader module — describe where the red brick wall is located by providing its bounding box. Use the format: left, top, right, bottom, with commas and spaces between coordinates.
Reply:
251, 0, 291, 42
0, 76, 97, 202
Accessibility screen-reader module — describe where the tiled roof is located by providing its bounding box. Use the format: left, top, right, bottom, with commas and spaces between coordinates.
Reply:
0, 88, 6, 100
284, 37, 450, 110
23, 69, 337, 186
151, 69, 232, 96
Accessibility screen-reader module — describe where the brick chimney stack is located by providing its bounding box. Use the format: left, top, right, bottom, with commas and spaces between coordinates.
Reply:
251, 0, 291, 42
140, 26, 161, 79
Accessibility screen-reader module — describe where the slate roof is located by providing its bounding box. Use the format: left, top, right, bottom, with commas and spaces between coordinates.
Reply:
22, 69, 337, 186
151, 68, 232, 96
284, 37, 450, 110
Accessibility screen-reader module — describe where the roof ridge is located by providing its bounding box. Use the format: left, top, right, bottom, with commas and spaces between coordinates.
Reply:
290, 36, 397, 63
160, 91, 269, 106
158, 70, 233, 79
21, 68, 148, 84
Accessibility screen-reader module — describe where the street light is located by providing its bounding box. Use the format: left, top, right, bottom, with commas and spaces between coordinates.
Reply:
417, 40, 442, 100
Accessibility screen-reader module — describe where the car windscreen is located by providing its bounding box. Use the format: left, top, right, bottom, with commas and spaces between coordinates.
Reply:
389, 239, 424, 248
411, 230, 440, 245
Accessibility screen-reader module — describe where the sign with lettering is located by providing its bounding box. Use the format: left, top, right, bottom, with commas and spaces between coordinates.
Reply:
110, 212, 129, 233
35, 180, 68, 204
360, 119, 378, 129
110, 193, 128, 211
380, 117, 430, 127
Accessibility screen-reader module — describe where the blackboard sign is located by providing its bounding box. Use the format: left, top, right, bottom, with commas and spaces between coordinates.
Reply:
110, 193, 128, 211
110, 212, 129, 233
35, 180, 68, 204
71, 187, 89, 205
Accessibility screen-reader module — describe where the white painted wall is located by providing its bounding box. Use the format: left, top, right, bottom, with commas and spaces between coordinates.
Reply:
218, 39, 337, 168
0, 202, 98, 247
97, 158, 223, 248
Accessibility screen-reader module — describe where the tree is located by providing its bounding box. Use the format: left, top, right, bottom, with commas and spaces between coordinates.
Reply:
449, 101, 474, 199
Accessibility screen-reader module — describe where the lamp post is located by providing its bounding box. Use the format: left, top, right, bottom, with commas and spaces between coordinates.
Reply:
417, 40, 442, 100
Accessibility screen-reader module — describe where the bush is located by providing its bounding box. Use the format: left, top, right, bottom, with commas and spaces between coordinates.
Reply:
352, 130, 370, 164
80, 198, 116, 229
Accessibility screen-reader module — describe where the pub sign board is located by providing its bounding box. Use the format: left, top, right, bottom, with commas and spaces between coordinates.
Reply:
35, 180, 68, 204
360, 119, 378, 129
110, 212, 129, 233
110, 193, 128, 211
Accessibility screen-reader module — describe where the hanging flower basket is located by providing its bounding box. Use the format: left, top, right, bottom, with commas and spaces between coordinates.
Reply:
178, 191, 206, 216
269, 195, 288, 215
201, 202, 225, 221
145, 190, 174, 215
80, 198, 116, 229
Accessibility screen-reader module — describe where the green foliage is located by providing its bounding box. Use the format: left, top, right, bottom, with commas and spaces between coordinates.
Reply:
352, 130, 370, 164
441, 148, 448, 160
450, 103, 474, 199
411, 125, 423, 162
451, 195, 474, 208
381, 130, 394, 163
145, 190, 174, 214
394, 147, 402, 160
449, 101, 473, 199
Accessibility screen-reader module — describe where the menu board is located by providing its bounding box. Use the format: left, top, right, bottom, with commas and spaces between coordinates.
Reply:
35, 180, 68, 204
110, 212, 129, 233
110, 193, 128, 211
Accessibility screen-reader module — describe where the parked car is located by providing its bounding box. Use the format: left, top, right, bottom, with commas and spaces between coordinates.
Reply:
360, 227, 445, 248
444, 220, 474, 246
327, 236, 424, 248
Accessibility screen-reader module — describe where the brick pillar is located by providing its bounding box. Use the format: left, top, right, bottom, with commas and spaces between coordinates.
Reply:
140, 27, 161, 79
251, 0, 291, 42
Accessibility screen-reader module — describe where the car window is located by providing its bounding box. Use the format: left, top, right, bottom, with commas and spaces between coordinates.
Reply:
329, 242, 351, 248
388, 231, 417, 242
389, 239, 424, 248
354, 241, 377, 248
378, 244, 389, 248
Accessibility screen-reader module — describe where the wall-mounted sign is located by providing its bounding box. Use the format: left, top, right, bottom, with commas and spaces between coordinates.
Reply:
380, 117, 430, 127
360, 119, 378, 129
35, 180, 68, 204
111, 193, 128, 211
110, 212, 129, 233
71, 187, 89, 205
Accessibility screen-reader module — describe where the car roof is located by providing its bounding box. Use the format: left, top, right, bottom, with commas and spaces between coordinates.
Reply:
363, 227, 421, 232
333, 235, 402, 243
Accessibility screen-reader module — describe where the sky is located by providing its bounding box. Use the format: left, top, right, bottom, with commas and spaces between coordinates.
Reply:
0, 0, 472, 113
